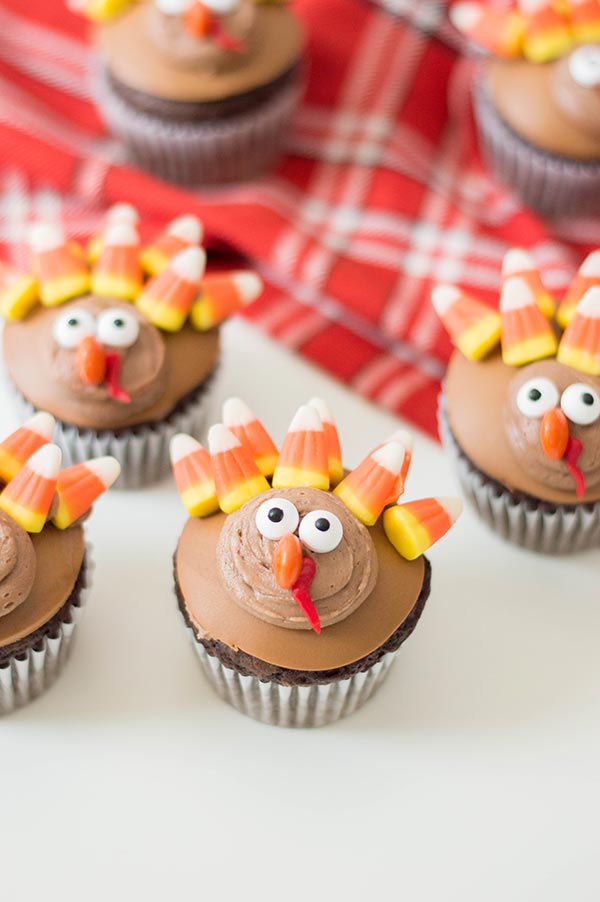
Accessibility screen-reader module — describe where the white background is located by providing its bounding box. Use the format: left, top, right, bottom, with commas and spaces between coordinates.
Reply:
1, 319, 599, 901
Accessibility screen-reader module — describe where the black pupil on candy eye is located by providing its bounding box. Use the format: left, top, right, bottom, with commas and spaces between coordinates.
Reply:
315, 518, 330, 532
528, 388, 542, 402
113, 318, 125, 328
582, 393, 595, 406
68, 318, 79, 327
268, 508, 284, 523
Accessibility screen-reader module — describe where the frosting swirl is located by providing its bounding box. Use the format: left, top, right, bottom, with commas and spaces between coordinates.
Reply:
0, 511, 36, 618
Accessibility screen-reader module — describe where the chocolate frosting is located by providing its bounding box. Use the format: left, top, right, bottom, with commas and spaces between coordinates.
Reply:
0, 524, 84, 648
0, 510, 36, 619
176, 512, 426, 672
218, 487, 378, 630
485, 54, 600, 160
3, 298, 220, 431
97, 2, 304, 103
445, 350, 600, 505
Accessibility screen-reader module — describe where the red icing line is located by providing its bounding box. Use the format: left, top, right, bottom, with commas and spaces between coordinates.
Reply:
105, 352, 131, 404
210, 18, 245, 53
291, 556, 321, 634
565, 437, 585, 499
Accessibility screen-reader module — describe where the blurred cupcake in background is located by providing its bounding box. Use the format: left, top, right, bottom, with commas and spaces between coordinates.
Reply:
450, 0, 600, 216
70, 0, 305, 184
0, 205, 263, 488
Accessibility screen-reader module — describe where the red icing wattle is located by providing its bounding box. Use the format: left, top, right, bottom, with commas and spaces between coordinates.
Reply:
211, 20, 245, 53
291, 556, 321, 634
565, 436, 585, 499
105, 352, 131, 404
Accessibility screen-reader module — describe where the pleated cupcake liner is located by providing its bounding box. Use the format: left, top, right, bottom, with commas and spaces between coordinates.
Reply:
10, 374, 218, 490
473, 73, 600, 218
0, 552, 93, 716
438, 399, 600, 554
190, 635, 397, 728
95, 65, 303, 186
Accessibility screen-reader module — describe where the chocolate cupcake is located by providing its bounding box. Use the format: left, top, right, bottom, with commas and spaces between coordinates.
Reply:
451, 2, 600, 216
0, 413, 119, 714
433, 247, 600, 554
171, 397, 462, 728
76, 0, 304, 184
0, 207, 263, 488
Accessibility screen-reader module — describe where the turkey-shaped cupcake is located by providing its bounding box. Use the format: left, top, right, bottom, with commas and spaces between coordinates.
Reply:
450, 0, 600, 216
434, 247, 600, 554
0, 413, 120, 714
171, 398, 462, 728
0, 204, 263, 488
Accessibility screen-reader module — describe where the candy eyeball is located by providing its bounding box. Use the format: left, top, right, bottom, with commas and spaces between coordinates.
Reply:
96, 308, 140, 349
299, 510, 343, 553
568, 45, 600, 88
255, 497, 300, 540
561, 383, 600, 426
53, 308, 96, 349
516, 377, 560, 418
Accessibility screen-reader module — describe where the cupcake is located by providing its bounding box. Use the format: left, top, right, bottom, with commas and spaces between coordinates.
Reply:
433, 246, 600, 554
171, 397, 462, 728
0, 413, 119, 714
0, 206, 263, 488
72, 0, 305, 185
450, 1, 600, 216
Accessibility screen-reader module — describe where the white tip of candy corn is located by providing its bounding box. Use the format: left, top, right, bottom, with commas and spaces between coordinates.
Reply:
388, 428, 414, 453
580, 250, 600, 278
170, 433, 203, 464
223, 398, 255, 426
209, 424, 242, 454
26, 411, 56, 440
28, 222, 65, 254
171, 247, 206, 283
107, 203, 139, 225
85, 456, 121, 487
500, 276, 535, 312
431, 285, 461, 316
502, 248, 535, 277
372, 441, 406, 474
168, 215, 203, 244
435, 496, 464, 522
288, 405, 323, 433
28, 443, 62, 478
103, 222, 139, 247
449, 2, 482, 32
231, 271, 263, 304
576, 286, 600, 317
308, 397, 334, 424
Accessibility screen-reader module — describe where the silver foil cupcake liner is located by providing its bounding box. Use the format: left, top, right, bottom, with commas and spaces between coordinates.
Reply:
12, 380, 215, 490
438, 399, 600, 554
95, 66, 303, 186
189, 633, 397, 728
473, 73, 600, 218
0, 553, 93, 716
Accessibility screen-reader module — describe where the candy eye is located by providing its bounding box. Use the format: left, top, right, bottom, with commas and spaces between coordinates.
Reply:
255, 497, 299, 540
53, 308, 96, 349
299, 510, 343, 553
569, 45, 600, 88
516, 378, 560, 418
97, 308, 140, 348
561, 383, 600, 426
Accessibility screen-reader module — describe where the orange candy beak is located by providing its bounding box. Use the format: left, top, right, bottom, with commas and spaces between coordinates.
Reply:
272, 533, 303, 589
77, 336, 107, 386
540, 407, 570, 460
184, 1, 213, 37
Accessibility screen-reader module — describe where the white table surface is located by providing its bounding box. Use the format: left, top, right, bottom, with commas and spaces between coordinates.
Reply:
1, 318, 599, 901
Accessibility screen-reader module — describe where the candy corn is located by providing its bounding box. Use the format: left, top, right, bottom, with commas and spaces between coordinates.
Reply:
137, 247, 206, 332
383, 497, 463, 561
0, 261, 39, 321
67, 0, 136, 22
450, 2, 524, 55
557, 250, 600, 329
170, 433, 219, 518
272, 406, 330, 491
568, 0, 600, 43
432, 285, 502, 361
385, 429, 413, 500
334, 441, 406, 526
91, 222, 142, 301
0, 412, 55, 484
52, 457, 121, 529
222, 398, 279, 478
29, 223, 90, 306
190, 271, 263, 332
140, 215, 203, 277
519, 0, 572, 62
0, 444, 61, 533
87, 203, 139, 263
502, 248, 555, 318
209, 425, 269, 514
500, 276, 558, 366
308, 398, 344, 485
557, 286, 600, 375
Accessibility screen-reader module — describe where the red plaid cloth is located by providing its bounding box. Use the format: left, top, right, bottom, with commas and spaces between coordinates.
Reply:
0, 0, 599, 437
